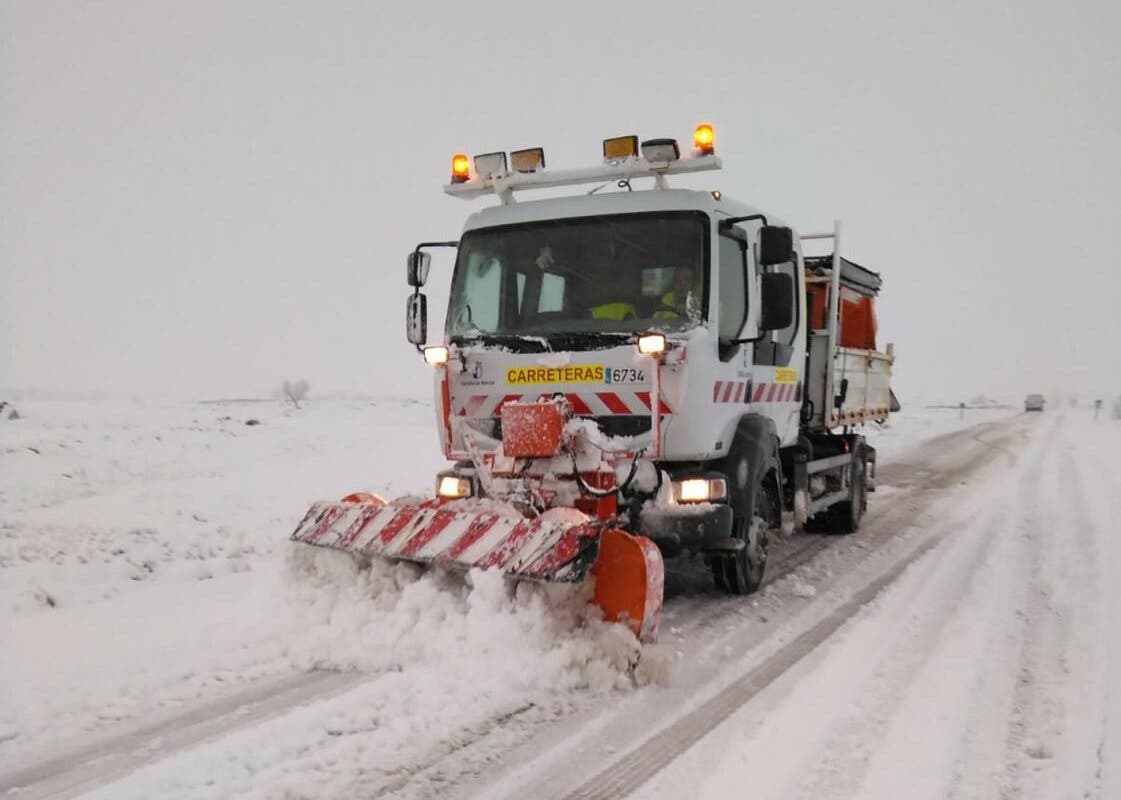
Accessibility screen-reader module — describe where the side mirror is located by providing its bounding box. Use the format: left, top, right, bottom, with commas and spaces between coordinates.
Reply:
406, 293, 428, 345
407, 251, 431, 287
759, 273, 794, 331
759, 226, 794, 266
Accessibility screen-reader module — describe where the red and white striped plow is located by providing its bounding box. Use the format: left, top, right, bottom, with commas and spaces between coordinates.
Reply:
291, 494, 664, 640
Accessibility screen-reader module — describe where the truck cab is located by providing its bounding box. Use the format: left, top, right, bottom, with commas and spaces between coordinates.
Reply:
438, 188, 805, 462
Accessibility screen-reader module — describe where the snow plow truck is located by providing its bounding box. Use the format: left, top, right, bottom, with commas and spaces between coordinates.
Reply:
292, 125, 895, 641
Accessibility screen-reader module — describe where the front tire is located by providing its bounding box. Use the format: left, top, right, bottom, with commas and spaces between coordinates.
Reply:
711, 475, 777, 595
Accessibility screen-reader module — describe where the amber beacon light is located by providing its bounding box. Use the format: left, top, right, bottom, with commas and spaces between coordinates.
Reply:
693, 123, 715, 155
451, 154, 470, 183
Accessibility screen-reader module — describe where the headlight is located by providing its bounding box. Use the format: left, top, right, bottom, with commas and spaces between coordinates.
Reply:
423, 345, 449, 366
673, 477, 727, 504
637, 333, 667, 356
436, 474, 473, 499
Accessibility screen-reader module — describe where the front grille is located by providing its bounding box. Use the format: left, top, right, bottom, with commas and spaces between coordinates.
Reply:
593, 416, 652, 437
463, 415, 651, 441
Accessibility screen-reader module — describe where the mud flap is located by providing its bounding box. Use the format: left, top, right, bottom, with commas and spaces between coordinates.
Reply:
591, 529, 664, 643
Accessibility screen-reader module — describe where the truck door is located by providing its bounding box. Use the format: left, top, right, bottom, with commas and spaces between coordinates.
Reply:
753, 249, 800, 367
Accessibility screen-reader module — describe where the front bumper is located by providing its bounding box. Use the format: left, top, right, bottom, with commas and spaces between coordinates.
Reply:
638, 503, 734, 557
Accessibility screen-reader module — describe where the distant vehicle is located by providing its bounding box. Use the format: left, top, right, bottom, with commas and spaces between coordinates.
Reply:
1025, 394, 1045, 412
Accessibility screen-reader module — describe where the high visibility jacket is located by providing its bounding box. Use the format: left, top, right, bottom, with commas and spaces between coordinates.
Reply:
590, 302, 637, 320
653, 291, 683, 321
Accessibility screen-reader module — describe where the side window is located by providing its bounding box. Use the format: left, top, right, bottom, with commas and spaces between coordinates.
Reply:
769, 256, 799, 347
718, 233, 747, 340
538, 272, 566, 312
456, 252, 503, 331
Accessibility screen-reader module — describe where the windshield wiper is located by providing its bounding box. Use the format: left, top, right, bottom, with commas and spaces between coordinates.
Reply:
451, 331, 633, 354
451, 332, 551, 353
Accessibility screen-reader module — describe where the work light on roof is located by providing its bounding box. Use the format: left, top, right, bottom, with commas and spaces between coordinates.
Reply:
473, 152, 507, 180
510, 147, 545, 173
640, 138, 680, 164
603, 135, 639, 163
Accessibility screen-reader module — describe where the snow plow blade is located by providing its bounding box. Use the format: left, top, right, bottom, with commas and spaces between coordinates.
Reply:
291, 495, 663, 640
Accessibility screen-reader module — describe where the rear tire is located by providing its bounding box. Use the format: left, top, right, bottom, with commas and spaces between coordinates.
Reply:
805, 447, 866, 535
711, 474, 777, 595
833, 448, 866, 534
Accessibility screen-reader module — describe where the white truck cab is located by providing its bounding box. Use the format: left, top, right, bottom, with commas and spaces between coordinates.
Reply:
404, 127, 895, 595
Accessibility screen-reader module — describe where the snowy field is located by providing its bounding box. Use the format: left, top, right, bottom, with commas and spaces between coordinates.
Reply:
4, 397, 1115, 799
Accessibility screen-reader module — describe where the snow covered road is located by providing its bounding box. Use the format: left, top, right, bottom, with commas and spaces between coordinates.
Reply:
3, 400, 1115, 799
630, 413, 1115, 800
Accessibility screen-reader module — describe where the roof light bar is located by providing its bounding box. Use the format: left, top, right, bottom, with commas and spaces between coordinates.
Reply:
445, 126, 722, 202
445, 154, 721, 200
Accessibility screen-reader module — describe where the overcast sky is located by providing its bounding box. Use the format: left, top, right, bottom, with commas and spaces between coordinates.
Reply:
3, 0, 1119, 403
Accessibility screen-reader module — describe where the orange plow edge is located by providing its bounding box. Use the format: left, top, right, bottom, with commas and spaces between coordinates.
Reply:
591, 528, 664, 642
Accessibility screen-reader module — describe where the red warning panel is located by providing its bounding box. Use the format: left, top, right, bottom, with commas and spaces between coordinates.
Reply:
500, 402, 565, 458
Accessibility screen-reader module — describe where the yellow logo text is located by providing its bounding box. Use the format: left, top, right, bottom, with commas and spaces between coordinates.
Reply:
506, 365, 605, 385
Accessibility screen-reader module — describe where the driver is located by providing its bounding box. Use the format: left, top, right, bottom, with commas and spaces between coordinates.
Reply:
653, 266, 700, 321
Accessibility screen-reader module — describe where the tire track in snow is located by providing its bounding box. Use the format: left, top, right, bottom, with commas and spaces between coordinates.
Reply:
998, 429, 1105, 799
937, 454, 1043, 800
790, 495, 1022, 799
0, 669, 367, 800
754, 418, 1051, 800
1048, 442, 1107, 799
838, 416, 1053, 800
1072, 424, 1121, 798
557, 534, 954, 800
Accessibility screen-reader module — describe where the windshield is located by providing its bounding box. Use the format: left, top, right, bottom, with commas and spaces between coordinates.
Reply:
446, 211, 709, 340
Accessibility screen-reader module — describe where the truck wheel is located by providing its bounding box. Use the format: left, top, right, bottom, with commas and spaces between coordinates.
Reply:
832, 448, 866, 534
711, 475, 776, 595
804, 447, 866, 535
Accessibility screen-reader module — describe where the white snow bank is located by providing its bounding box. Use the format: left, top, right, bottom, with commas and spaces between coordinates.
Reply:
280, 546, 645, 692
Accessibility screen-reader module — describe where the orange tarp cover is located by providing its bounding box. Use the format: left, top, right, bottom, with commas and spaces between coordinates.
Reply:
807, 286, 878, 350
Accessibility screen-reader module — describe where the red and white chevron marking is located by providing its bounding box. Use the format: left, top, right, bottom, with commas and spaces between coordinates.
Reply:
712, 381, 803, 404
712, 380, 749, 403
452, 391, 673, 417
752, 381, 802, 403
292, 500, 602, 581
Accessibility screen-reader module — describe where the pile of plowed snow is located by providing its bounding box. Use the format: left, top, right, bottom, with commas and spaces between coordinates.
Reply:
283, 545, 659, 691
